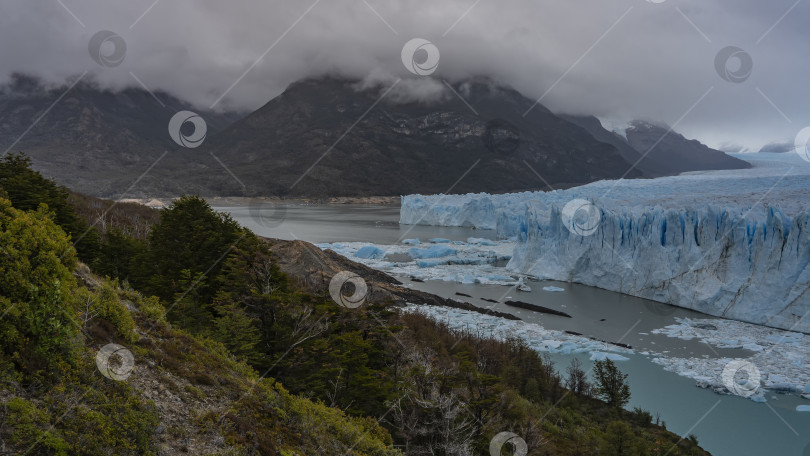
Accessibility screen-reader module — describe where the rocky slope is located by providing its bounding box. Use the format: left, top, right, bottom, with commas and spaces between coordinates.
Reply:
268, 238, 519, 320
0, 74, 239, 196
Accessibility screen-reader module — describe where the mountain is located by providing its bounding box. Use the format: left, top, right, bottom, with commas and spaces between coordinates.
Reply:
0, 74, 240, 196
758, 140, 794, 153
623, 120, 750, 173
191, 77, 641, 198
560, 115, 672, 177
3, 74, 747, 198
561, 115, 750, 176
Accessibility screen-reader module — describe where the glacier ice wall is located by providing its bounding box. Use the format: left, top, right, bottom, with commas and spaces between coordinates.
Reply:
399, 154, 810, 332
400, 192, 532, 238
510, 203, 810, 332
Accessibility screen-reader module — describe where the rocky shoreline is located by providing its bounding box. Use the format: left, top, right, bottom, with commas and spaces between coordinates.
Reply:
267, 238, 519, 321
117, 195, 402, 208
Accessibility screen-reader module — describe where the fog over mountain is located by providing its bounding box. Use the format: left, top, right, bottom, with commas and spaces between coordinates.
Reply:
1, 0, 808, 151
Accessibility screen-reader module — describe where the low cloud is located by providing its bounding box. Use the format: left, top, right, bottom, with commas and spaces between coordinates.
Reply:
1, 0, 808, 150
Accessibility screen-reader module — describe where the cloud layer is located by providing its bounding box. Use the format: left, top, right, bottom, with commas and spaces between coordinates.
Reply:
1, 0, 808, 150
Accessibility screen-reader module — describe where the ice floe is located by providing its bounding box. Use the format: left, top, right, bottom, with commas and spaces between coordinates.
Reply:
650, 317, 810, 401
400, 304, 633, 359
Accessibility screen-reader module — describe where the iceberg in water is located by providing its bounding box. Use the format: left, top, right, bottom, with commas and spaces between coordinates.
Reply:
355, 245, 386, 259
590, 352, 629, 362
408, 245, 458, 259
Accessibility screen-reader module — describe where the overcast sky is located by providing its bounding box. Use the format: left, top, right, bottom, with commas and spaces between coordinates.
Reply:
1, 0, 808, 150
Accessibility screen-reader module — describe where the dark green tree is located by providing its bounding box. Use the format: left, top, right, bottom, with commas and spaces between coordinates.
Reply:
168, 269, 211, 333
592, 359, 631, 408
565, 357, 591, 396
140, 195, 243, 301
211, 293, 263, 364
93, 228, 147, 281
601, 420, 645, 455
0, 153, 100, 262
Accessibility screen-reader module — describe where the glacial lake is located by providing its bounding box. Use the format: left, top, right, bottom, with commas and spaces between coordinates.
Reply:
213, 201, 810, 456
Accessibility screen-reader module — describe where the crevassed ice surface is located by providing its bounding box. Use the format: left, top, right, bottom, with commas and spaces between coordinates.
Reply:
400, 153, 810, 332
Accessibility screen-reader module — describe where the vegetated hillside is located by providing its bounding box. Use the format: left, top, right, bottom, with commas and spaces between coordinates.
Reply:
0, 156, 709, 455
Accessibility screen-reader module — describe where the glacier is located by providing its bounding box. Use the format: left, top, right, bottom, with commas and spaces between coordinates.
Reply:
400, 153, 810, 332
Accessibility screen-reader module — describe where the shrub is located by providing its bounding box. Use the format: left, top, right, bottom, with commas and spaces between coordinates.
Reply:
0, 198, 81, 374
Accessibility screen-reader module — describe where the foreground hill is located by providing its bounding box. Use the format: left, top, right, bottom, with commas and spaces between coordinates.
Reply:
0, 155, 709, 455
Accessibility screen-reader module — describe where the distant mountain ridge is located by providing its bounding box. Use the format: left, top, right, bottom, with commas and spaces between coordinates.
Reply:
194, 77, 641, 197
0, 74, 750, 198
561, 115, 750, 176
0, 74, 240, 196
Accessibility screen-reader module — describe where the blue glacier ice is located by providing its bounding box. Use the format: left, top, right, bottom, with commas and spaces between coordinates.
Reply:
354, 245, 386, 259
408, 245, 458, 259
400, 153, 810, 332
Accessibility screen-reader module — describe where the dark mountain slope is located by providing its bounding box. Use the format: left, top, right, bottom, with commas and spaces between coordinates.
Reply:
562, 115, 750, 176
0, 74, 240, 196
192, 77, 641, 197
624, 120, 750, 174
